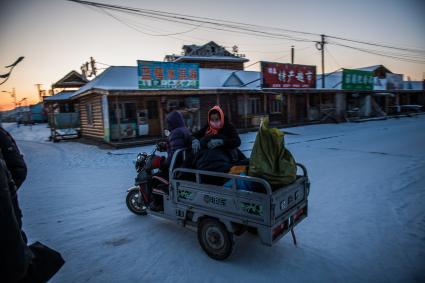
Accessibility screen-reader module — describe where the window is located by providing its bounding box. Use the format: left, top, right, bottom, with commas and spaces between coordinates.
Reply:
86, 103, 93, 125
59, 103, 75, 113
123, 103, 136, 122
249, 97, 261, 114
109, 103, 123, 123
109, 102, 137, 123
270, 99, 282, 113
237, 96, 262, 115
237, 97, 244, 115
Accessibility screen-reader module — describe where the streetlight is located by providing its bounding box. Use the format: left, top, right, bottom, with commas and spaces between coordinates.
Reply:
0, 56, 25, 86
1, 88, 17, 108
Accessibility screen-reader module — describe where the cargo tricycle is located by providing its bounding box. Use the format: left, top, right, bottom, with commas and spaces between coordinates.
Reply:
126, 146, 310, 260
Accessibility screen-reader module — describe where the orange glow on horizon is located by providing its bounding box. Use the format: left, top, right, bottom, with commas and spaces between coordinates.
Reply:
0, 95, 39, 111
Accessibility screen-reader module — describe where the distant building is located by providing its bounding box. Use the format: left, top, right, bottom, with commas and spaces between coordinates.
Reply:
43, 70, 87, 140
164, 41, 248, 70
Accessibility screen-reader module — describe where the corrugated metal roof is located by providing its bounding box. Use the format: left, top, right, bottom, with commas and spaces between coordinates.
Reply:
44, 91, 75, 101
356, 65, 384, 72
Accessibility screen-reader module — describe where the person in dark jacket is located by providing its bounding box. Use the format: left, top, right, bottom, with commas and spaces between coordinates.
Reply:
164, 110, 192, 168
0, 127, 27, 241
0, 128, 64, 282
192, 105, 241, 153
191, 105, 245, 174
0, 153, 32, 282
0, 127, 27, 189
150, 111, 191, 211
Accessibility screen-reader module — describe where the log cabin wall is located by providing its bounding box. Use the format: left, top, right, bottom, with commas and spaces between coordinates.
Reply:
79, 94, 104, 140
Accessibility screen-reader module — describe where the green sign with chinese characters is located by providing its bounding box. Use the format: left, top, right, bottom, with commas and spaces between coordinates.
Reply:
137, 61, 199, 89
342, 69, 374, 90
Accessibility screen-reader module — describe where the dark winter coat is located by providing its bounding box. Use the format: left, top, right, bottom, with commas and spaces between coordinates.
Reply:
193, 118, 241, 150
0, 153, 31, 282
0, 127, 27, 233
165, 111, 191, 167
0, 127, 27, 191
193, 119, 246, 174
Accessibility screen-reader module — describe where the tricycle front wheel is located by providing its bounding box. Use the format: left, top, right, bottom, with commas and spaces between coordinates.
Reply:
197, 218, 233, 260
126, 189, 147, 215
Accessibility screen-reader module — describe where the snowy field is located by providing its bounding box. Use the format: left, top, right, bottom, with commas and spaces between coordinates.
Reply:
4, 116, 425, 283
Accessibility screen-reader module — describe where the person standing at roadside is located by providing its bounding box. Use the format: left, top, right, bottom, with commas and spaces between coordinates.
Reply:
0, 127, 27, 240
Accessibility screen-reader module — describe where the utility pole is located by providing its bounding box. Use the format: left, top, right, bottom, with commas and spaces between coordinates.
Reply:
90, 56, 97, 77
291, 45, 294, 64
316, 34, 327, 88
35, 84, 44, 102
81, 57, 98, 79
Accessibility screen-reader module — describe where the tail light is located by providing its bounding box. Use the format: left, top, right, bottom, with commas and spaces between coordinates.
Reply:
293, 207, 306, 222
272, 220, 288, 240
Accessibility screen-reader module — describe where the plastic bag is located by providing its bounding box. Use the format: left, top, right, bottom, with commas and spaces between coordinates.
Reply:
248, 117, 296, 189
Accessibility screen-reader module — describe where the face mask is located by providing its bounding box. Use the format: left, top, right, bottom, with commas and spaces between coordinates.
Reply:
164, 129, 170, 137
210, 121, 221, 129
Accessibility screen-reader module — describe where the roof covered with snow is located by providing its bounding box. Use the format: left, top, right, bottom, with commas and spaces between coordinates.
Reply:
403, 81, 424, 90
71, 65, 420, 96
315, 65, 410, 90
44, 91, 76, 101
72, 66, 261, 97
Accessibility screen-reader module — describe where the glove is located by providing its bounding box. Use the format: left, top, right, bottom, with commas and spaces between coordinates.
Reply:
157, 141, 167, 152
207, 139, 224, 149
192, 139, 200, 154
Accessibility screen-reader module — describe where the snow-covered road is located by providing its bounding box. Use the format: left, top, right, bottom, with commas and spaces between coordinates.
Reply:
5, 116, 425, 283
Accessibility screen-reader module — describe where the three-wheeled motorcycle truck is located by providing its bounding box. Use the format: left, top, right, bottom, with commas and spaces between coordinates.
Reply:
126, 148, 310, 260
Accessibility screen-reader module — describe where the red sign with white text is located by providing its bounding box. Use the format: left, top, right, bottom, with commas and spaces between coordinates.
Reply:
261, 62, 316, 88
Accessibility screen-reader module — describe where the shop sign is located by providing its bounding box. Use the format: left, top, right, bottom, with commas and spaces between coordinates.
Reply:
342, 69, 373, 90
261, 62, 316, 88
137, 61, 199, 89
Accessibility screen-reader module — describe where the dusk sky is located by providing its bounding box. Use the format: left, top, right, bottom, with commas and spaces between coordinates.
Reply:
1, 0, 424, 110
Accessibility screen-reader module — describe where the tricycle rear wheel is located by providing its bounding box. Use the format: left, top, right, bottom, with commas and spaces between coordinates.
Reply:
197, 218, 233, 260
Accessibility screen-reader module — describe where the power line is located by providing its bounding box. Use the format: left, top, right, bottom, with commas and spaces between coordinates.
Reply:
67, 0, 425, 71
98, 7, 204, 37
69, 0, 425, 56
329, 41, 425, 64
328, 38, 425, 60
327, 35, 425, 55
325, 46, 342, 70
67, 0, 318, 43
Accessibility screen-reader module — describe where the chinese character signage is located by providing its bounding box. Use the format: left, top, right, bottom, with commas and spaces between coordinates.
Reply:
342, 69, 373, 90
261, 62, 316, 88
137, 61, 199, 89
